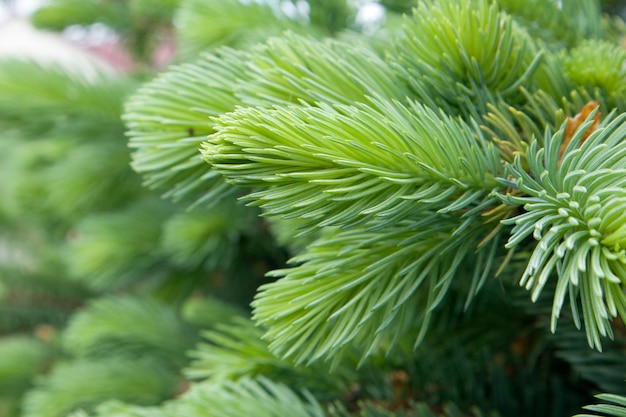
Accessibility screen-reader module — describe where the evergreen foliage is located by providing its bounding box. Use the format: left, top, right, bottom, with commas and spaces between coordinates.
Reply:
21, 359, 179, 417
174, 0, 309, 59
3, 0, 626, 417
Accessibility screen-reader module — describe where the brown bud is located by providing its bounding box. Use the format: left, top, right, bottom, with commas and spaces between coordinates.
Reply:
559, 101, 600, 164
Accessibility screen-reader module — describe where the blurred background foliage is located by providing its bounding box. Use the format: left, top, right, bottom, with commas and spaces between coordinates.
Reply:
0, 1, 626, 417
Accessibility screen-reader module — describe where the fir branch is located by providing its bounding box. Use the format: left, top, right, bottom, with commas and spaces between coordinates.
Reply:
252, 213, 499, 364
185, 316, 349, 394
62, 296, 194, 367
265, 216, 323, 255
561, 0, 604, 40
0, 263, 91, 332
562, 40, 626, 110
481, 87, 606, 159
0, 60, 131, 136
21, 359, 179, 417
497, 0, 574, 47
497, 0, 607, 50
510, 280, 626, 398
0, 336, 50, 396
170, 377, 326, 417
66, 199, 174, 290
392, 0, 541, 117
0, 135, 79, 221
72, 378, 326, 417
237, 33, 408, 109
124, 48, 247, 206
207, 100, 502, 232
125, 33, 407, 206
499, 111, 626, 350
160, 200, 257, 269
44, 143, 144, 219
185, 316, 276, 381
180, 296, 248, 329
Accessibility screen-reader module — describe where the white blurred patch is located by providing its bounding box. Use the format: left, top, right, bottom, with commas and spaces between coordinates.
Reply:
0, 0, 49, 23
0, 18, 116, 79
63, 22, 118, 46
356, 2, 385, 26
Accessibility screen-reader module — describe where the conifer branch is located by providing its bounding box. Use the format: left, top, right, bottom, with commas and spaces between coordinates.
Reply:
125, 33, 408, 206
124, 49, 247, 206
171, 378, 326, 417
0, 60, 131, 137
185, 316, 349, 394
252, 213, 499, 364
499, 111, 626, 349
66, 199, 174, 290
63, 296, 193, 367
207, 100, 502, 232
562, 40, 626, 110
236, 33, 408, 108
21, 359, 178, 417
391, 0, 541, 116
